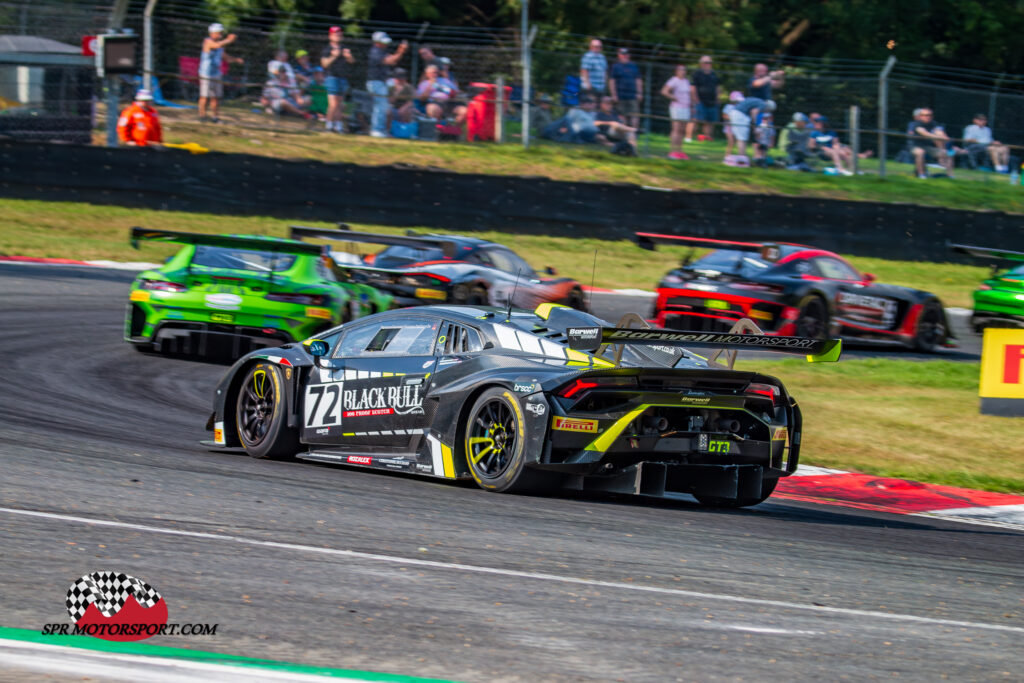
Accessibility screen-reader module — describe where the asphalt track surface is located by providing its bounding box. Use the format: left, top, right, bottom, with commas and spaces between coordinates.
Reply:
1, 264, 1020, 682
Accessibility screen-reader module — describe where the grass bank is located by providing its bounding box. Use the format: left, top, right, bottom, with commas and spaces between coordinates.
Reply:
122, 105, 1024, 214
0, 198, 986, 307
737, 358, 1023, 493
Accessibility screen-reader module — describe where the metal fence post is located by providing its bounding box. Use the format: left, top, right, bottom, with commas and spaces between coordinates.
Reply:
849, 105, 860, 175
642, 44, 661, 157
521, 0, 530, 149
877, 55, 896, 178
496, 76, 505, 143
143, 0, 158, 93
988, 72, 1005, 129
411, 22, 430, 85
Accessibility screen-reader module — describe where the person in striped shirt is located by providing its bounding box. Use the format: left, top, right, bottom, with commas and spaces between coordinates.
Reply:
579, 39, 608, 95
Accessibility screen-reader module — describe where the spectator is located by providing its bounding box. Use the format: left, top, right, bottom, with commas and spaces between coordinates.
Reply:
596, 95, 638, 155
530, 93, 556, 136
438, 56, 457, 85
293, 49, 315, 87
963, 113, 1009, 172
418, 45, 440, 71
117, 89, 162, 147
725, 93, 774, 160
748, 63, 784, 99
753, 112, 775, 166
689, 55, 721, 142
267, 50, 296, 87
564, 96, 605, 143
579, 39, 608, 95
721, 91, 742, 160
321, 25, 354, 133
907, 108, 952, 179
417, 64, 466, 124
367, 31, 409, 137
779, 112, 813, 170
388, 67, 417, 126
262, 66, 311, 119
609, 47, 642, 128
198, 23, 240, 123
307, 68, 328, 121
810, 115, 853, 175
660, 64, 692, 160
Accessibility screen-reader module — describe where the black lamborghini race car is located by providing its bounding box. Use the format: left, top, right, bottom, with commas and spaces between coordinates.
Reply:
640, 233, 953, 352
290, 225, 587, 310
205, 303, 840, 507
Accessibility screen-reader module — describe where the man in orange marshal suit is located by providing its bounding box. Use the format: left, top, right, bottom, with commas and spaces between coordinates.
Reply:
117, 90, 163, 147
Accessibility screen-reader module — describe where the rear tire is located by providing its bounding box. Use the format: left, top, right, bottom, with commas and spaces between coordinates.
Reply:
567, 287, 587, 311
463, 387, 558, 493
235, 362, 299, 460
914, 300, 946, 352
695, 477, 779, 508
795, 295, 828, 339
465, 285, 488, 306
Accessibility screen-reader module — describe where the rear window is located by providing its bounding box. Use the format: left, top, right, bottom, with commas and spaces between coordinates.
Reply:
192, 246, 297, 272
691, 249, 774, 275
373, 245, 446, 268
1006, 265, 1024, 277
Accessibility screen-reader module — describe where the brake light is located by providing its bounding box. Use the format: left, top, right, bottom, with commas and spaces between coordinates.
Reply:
559, 376, 637, 398
140, 280, 187, 293
733, 283, 785, 294
745, 382, 780, 404
979, 284, 992, 291
266, 293, 330, 306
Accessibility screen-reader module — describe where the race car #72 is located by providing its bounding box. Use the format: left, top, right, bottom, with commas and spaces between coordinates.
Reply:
205, 303, 840, 508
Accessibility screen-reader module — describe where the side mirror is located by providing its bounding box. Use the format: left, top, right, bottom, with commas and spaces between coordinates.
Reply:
305, 339, 329, 366
545, 266, 557, 276
863, 272, 876, 283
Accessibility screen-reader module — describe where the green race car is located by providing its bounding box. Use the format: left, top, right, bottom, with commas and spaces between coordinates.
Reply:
951, 243, 1024, 331
125, 228, 392, 357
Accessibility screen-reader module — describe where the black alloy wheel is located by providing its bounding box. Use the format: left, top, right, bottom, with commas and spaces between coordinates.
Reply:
795, 296, 828, 339
914, 301, 946, 352
235, 362, 299, 459
467, 396, 518, 479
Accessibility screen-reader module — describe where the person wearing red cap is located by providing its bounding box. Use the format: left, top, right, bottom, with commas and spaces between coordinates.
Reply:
117, 90, 162, 147
321, 25, 354, 133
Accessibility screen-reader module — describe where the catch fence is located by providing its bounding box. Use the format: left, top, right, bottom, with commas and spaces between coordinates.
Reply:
4, 0, 1024, 181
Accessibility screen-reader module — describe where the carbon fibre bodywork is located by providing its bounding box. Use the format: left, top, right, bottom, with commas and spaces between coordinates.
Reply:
206, 305, 828, 505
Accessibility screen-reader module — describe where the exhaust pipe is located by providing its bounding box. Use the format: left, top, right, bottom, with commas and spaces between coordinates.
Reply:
716, 418, 741, 433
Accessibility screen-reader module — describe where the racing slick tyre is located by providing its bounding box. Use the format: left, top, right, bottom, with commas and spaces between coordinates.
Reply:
567, 287, 587, 311
465, 285, 488, 306
795, 295, 828, 339
464, 387, 559, 493
694, 476, 779, 509
913, 300, 946, 352
235, 362, 299, 460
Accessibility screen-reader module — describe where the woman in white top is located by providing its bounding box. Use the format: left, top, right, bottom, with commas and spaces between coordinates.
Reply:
660, 65, 694, 160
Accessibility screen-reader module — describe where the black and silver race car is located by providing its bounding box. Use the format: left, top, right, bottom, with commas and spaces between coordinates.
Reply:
205, 303, 840, 507
290, 224, 587, 310
640, 232, 953, 352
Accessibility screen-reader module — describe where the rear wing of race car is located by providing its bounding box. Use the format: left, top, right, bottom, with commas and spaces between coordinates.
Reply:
290, 225, 458, 259
566, 326, 842, 363
635, 232, 795, 263
130, 227, 326, 257
949, 242, 1024, 263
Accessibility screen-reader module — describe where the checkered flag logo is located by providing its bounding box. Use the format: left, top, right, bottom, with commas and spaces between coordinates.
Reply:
66, 572, 162, 623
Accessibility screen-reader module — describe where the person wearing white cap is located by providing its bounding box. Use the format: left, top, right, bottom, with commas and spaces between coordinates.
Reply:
366, 31, 408, 137
117, 90, 162, 147
199, 22, 241, 122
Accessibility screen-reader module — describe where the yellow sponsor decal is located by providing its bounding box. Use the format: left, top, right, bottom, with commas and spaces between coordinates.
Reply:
415, 288, 447, 301
979, 328, 1024, 399
209, 312, 233, 323
213, 428, 224, 444
772, 426, 788, 441
552, 416, 599, 433
705, 299, 730, 310
305, 307, 333, 320
749, 309, 773, 321
129, 290, 151, 302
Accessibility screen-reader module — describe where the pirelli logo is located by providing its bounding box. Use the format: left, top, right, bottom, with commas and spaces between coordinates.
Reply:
772, 426, 788, 441
552, 417, 599, 433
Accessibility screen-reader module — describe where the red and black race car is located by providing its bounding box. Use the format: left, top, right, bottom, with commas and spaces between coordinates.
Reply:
639, 233, 953, 352
291, 225, 586, 311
